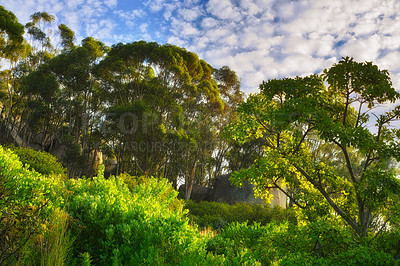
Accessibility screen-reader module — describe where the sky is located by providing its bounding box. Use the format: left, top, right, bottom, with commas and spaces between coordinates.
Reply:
3, 0, 400, 99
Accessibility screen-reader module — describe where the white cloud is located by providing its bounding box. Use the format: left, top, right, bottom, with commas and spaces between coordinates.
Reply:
378, 52, 400, 72
167, 36, 186, 47
391, 73, 400, 91
115, 9, 145, 28
177, 7, 202, 21
239, 0, 269, 17
339, 35, 381, 62
139, 23, 148, 33
206, 0, 241, 21
145, 0, 166, 12
104, 0, 117, 8
201, 17, 218, 29
244, 71, 267, 93
170, 18, 200, 36
85, 19, 115, 40
65, 0, 85, 8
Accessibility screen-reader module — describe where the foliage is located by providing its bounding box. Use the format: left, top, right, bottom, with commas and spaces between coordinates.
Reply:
39, 209, 74, 266
207, 220, 399, 265
116, 172, 149, 191
10, 145, 66, 176
0, 7, 244, 195
0, 145, 71, 265
225, 57, 400, 238
93, 40, 237, 197
0, 145, 228, 265
60, 134, 85, 177
184, 200, 296, 230
0, 7, 245, 201
64, 168, 224, 265
0, 5, 25, 61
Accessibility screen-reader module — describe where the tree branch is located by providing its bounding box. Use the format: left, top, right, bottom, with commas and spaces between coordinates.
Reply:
270, 179, 307, 209
292, 162, 364, 237
372, 217, 390, 241
292, 125, 314, 155
333, 140, 357, 184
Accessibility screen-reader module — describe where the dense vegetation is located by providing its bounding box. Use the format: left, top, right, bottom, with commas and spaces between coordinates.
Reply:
226, 57, 400, 239
0, 7, 245, 200
1, 6, 400, 265
184, 200, 296, 230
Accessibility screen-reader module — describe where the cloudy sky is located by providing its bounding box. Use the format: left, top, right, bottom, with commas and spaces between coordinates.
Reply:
3, 0, 400, 96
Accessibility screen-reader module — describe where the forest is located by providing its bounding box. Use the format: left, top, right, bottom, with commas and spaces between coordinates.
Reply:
1, 5, 400, 265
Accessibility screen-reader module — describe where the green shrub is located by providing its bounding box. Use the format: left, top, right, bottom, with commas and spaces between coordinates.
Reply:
65, 168, 221, 265
184, 200, 296, 230
5, 144, 396, 265
0, 145, 71, 265
10, 146, 66, 176
116, 172, 149, 191
39, 209, 74, 266
207, 219, 399, 265
207, 221, 285, 265
0, 146, 226, 265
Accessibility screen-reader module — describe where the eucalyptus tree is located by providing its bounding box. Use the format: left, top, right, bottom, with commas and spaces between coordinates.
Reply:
57, 24, 75, 51
95, 41, 226, 198
42, 37, 108, 177
226, 57, 400, 238
22, 63, 60, 148
24, 11, 55, 68
0, 5, 29, 144
0, 9, 78, 150
211, 66, 243, 182
13, 21, 74, 150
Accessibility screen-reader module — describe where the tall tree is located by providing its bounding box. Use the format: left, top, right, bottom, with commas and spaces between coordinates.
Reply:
94, 41, 227, 198
25, 11, 55, 62
226, 57, 400, 238
45, 37, 108, 176
211, 66, 243, 182
0, 6, 29, 145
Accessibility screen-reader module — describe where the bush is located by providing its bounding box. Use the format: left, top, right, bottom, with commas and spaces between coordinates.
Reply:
65, 168, 221, 265
206, 221, 286, 265
116, 172, 149, 191
0, 146, 71, 265
0, 146, 226, 265
10, 146, 66, 176
184, 200, 296, 230
206, 219, 399, 265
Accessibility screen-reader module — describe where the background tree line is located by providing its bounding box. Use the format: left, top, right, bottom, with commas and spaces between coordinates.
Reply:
0, 6, 259, 200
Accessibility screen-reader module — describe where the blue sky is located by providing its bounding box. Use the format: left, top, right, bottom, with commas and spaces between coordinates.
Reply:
3, 0, 400, 99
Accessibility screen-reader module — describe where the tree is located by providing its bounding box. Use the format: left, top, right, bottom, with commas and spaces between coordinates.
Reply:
57, 24, 75, 51
0, 5, 25, 63
0, 9, 75, 149
211, 66, 244, 181
25, 11, 55, 63
0, 6, 30, 145
94, 41, 227, 199
44, 37, 108, 176
226, 57, 400, 238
